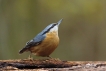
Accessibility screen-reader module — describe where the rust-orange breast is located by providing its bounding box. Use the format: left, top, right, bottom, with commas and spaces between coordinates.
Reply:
30, 31, 59, 57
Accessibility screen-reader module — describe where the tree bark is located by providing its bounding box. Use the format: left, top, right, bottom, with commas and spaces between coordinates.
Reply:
0, 59, 106, 71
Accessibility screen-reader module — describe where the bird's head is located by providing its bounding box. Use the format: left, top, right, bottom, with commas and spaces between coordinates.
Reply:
41, 19, 63, 35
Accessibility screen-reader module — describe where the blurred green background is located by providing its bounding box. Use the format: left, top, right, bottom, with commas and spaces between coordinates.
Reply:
0, 0, 106, 60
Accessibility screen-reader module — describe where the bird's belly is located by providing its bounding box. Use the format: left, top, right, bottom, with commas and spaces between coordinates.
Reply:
30, 33, 59, 57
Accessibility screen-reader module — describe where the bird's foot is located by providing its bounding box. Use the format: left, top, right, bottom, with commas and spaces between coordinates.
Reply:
46, 56, 60, 61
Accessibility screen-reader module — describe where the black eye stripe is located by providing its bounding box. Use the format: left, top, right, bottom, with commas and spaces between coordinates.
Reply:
42, 24, 57, 35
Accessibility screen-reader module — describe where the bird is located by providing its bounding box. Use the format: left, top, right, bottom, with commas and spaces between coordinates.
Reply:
19, 19, 63, 58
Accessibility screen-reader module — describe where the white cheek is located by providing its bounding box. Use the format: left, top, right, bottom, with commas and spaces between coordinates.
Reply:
50, 26, 58, 32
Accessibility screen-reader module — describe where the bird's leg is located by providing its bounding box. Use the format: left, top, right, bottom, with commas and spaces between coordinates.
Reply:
28, 54, 33, 60
28, 54, 31, 59
47, 56, 52, 59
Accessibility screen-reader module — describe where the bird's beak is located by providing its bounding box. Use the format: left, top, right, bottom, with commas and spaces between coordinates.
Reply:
57, 18, 63, 26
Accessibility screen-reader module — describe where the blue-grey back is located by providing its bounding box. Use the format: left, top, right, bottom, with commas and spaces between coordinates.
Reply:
33, 33, 45, 43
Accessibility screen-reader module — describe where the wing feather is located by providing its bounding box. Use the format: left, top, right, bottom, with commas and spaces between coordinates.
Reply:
19, 34, 45, 54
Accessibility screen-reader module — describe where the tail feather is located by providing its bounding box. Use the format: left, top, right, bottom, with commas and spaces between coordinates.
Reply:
19, 47, 28, 54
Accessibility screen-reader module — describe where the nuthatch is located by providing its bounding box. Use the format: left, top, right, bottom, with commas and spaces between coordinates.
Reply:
19, 19, 63, 58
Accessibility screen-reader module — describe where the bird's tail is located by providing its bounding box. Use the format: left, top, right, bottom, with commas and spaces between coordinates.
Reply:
19, 47, 28, 54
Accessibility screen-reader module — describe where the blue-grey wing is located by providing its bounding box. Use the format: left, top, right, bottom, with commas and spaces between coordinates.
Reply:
19, 34, 45, 54
27, 34, 45, 46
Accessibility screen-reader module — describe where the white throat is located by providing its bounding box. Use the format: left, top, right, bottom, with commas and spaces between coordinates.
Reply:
50, 25, 58, 35
50, 25, 58, 32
